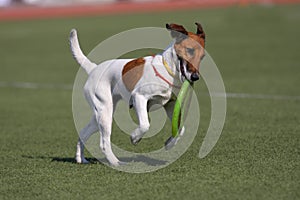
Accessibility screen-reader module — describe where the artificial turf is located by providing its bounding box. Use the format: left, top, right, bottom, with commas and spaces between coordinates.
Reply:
0, 4, 299, 200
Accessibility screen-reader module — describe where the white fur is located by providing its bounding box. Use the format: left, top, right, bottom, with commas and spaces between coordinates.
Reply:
70, 29, 185, 166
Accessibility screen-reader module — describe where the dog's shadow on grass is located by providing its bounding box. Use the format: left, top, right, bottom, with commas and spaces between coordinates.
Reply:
118, 155, 168, 166
52, 157, 97, 163
53, 155, 168, 166
22, 155, 98, 164
23, 155, 168, 166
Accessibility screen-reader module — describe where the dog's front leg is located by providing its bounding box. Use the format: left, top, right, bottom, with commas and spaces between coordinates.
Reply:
164, 100, 185, 135
130, 94, 150, 145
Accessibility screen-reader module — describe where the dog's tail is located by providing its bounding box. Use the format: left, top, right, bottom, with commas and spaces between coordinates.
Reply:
69, 29, 97, 74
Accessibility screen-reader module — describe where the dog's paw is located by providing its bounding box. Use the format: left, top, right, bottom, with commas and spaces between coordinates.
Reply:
118, 161, 127, 166
75, 156, 90, 164
165, 136, 179, 150
130, 135, 142, 145
164, 127, 185, 150
109, 161, 127, 167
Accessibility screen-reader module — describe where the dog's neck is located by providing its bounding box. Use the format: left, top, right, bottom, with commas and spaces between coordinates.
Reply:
161, 43, 181, 81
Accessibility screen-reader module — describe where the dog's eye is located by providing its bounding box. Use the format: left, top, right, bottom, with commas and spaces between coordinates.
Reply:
186, 48, 195, 56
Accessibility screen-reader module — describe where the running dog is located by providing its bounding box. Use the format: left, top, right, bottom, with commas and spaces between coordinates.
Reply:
70, 23, 206, 166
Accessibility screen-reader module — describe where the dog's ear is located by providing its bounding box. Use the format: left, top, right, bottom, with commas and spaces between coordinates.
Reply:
166, 23, 188, 42
195, 22, 206, 40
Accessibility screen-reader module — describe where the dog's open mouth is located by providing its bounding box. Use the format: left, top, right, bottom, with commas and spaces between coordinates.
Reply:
178, 57, 188, 82
178, 56, 200, 82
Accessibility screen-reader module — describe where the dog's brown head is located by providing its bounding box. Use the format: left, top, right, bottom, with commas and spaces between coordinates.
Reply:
166, 23, 206, 82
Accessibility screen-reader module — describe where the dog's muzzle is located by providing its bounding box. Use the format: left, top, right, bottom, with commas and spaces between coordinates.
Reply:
178, 56, 200, 82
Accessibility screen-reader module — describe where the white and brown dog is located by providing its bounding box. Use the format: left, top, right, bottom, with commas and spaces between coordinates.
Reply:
70, 23, 206, 166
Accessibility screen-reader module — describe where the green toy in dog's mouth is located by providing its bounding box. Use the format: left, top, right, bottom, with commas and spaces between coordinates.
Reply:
165, 80, 193, 150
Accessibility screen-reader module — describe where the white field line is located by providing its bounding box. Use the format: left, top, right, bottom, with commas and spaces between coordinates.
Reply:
0, 81, 300, 101
0, 81, 73, 90
210, 92, 300, 101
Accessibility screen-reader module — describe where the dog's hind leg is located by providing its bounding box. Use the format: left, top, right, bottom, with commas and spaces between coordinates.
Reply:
93, 91, 122, 166
130, 94, 150, 145
76, 116, 98, 164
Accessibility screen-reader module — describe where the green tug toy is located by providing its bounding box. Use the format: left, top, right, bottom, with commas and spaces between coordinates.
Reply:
165, 80, 193, 150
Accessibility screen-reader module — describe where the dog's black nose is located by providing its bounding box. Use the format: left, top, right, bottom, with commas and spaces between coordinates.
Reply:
191, 73, 199, 81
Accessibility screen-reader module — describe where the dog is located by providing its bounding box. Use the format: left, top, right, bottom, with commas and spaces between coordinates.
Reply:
69, 23, 206, 166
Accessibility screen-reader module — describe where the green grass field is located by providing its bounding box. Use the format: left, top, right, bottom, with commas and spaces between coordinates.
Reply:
1, 4, 300, 200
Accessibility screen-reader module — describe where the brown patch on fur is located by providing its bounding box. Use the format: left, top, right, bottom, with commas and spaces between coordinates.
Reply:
188, 33, 205, 48
166, 23, 188, 38
195, 22, 206, 47
122, 58, 145, 91
174, 32, 205, 73
166, 23, 206, 73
